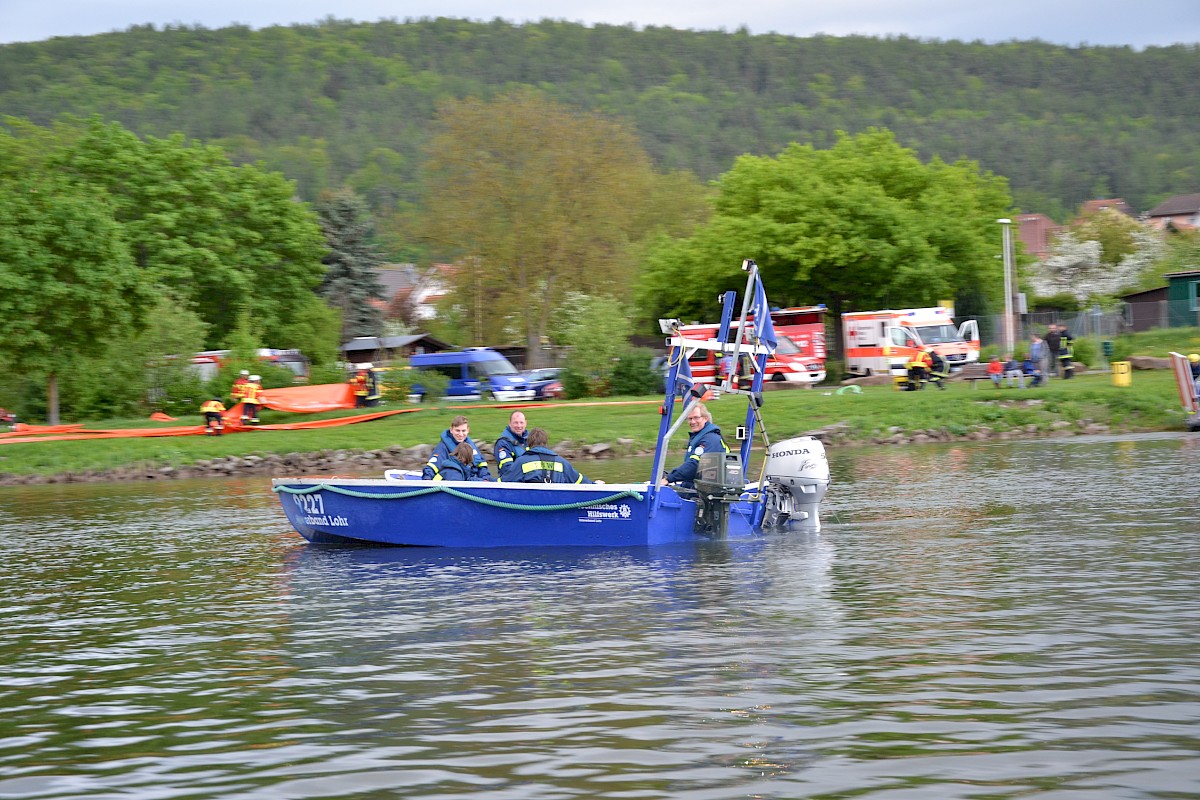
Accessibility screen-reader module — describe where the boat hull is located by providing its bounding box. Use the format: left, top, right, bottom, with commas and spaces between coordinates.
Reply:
273, 478, 763, 548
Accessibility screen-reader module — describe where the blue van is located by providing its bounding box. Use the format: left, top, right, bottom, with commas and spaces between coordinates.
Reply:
410, 348, 535, 402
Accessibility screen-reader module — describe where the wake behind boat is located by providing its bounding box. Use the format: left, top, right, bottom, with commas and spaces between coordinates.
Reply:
273, 259, 831, 547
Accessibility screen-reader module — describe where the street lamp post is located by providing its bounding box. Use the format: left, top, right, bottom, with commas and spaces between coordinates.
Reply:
997, 218, 1015, 356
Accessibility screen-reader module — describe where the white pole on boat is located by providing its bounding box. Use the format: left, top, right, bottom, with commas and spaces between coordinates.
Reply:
720, 260, 758, 391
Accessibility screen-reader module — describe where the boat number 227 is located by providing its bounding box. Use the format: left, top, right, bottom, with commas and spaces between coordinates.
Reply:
293, 493, 325, 515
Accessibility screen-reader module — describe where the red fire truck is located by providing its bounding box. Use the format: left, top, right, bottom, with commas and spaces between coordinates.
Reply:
768, 305, 828, 380
677, 321, 824, 386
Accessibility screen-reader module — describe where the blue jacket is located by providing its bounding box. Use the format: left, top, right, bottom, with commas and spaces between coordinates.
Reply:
666, 422, 728, 488
423, 430, 492, 481
510, 446, 591, 484
494, 425, 528, 482
430, 455, 489, 482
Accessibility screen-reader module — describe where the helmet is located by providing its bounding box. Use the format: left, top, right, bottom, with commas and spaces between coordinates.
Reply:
240, 370, 249, 376
249, 375, 261, 382
1189, 354, 1200, 364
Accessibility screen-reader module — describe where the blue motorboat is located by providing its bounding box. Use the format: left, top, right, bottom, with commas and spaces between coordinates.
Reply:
273, 260, 831, 547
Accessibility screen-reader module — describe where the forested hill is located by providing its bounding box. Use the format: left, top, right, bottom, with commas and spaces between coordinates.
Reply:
3, 17, 1199, 221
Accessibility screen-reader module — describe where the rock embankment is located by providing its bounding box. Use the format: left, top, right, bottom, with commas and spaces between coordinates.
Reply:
0, 438, 655, 486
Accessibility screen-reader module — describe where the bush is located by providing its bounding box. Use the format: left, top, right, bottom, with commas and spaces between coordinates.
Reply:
609, 348, 661, 396
1070, 337, 1094, 367
560, 367, 590, 399
399, 367, 450, 404
1108, 335, 1136, 363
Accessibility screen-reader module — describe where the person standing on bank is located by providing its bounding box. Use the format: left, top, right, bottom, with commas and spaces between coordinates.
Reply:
423, 414, 492, 481
662, 402, 728, 489
230, 369, 250, 406
349, 367, 370, 408
1044, 325, 1063, 379
240, 375, 263, 425
1058, 328, 1075, 379
510, 428, 595, 484
1030, 333, 1050, 382
494, 410, 529, 482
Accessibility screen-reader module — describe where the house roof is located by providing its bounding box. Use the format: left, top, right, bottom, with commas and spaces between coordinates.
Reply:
1079, 198, 1134, 217
373, 264, 420, 301
1146, 193, 1200, 217
341, 333, 453, 353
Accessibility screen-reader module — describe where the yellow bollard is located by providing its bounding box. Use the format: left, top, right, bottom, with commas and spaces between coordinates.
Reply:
1112, 361, 1132, 387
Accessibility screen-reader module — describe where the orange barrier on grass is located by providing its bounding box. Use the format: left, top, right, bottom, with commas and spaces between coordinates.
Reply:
262, 383, 357, 413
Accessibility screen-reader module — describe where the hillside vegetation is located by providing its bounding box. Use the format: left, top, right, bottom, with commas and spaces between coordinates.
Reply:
4, 18, 1198, 226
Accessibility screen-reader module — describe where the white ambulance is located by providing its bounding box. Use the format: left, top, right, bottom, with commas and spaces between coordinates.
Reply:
842, 307, 980, 377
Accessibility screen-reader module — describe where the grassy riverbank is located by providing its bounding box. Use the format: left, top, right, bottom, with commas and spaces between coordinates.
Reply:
0, 368, 1190, 480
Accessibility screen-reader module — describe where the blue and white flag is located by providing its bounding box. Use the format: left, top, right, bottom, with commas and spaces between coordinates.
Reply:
673, 350, 695, 396
749, 276, 777, 351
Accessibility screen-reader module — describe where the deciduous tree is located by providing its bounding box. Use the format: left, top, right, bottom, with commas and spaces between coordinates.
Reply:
0, 174, 152, 423
420, 89, 663, 365
636, 129, 1012, 348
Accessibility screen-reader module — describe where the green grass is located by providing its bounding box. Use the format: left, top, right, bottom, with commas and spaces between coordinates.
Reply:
0, 367, 1190, 478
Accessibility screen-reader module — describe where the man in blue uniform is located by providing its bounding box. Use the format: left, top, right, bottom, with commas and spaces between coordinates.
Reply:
510, 428, 594, 484
663, 402, 728, 489
423, 415, 492, 481
494, 410, 529, 482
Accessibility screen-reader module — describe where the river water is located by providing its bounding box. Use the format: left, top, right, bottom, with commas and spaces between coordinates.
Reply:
1, 432, 1198, 799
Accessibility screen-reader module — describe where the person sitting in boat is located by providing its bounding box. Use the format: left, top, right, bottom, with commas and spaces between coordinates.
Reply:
423, 415, 492, 481
662, 402, 728, 489
430, 442, 490, 482
494, 410, 529, 482
510, 428, 594, 484
199, 397, 226, 436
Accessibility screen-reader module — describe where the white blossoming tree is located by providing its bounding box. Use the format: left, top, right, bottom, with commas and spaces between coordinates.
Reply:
1031, 229, 1164, 305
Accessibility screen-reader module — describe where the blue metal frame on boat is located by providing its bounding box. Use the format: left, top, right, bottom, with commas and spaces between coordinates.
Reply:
272, 260, 831, 548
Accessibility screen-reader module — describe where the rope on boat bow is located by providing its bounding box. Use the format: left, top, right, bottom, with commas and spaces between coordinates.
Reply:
274, 482, 644, 511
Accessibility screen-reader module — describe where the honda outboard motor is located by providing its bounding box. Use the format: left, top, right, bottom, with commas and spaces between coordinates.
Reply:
761, 436, 830, 532
692, 450, 745, 538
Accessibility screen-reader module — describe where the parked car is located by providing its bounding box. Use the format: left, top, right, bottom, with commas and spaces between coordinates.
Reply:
524, 367, 565, 400
410, 348, 535, 402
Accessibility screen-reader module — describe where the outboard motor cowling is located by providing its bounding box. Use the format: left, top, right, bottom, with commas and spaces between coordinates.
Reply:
762, 436, 831, 531
692, 450, 745, 538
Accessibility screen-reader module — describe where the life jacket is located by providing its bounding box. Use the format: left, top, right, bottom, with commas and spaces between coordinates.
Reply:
511, 446, 589, 484
494, 425, 529, 482
908, 351, 932, 370
423, 431, 492, 481
665, 422, 728, 488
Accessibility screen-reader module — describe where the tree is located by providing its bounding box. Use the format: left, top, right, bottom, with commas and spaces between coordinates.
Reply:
39, 117, 328, 348
315, 189, 386, 341
1070, 207, 1144, 268
557, 295, 633, 396
0, 174, 152, 424
419, 89, 664, 366
1031, 228, 1164, 305
636, 129, 1013, 351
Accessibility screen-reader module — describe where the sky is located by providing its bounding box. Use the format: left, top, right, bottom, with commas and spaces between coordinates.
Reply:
2, 0, 1199, 48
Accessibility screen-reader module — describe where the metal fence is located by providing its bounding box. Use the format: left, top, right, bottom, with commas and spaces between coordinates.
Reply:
976, 301, 1200, 350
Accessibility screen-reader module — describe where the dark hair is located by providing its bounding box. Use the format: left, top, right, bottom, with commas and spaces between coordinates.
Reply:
452, 442, 474, 464
526, 428, 548, 448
